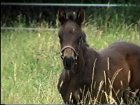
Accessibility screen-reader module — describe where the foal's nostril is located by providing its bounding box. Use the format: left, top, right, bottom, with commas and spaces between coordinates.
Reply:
63, 56, 75, 70
61, 47, 78, 69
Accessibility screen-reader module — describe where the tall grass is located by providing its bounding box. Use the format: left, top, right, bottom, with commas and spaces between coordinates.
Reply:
1, 30, 63, 103
1, 10, 140, 104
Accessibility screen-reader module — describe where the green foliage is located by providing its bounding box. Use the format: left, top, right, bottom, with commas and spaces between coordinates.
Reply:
1, 2, 140, 26
86, 7, 140, 27
1, 29, 63, 103
1, 0, 140, 3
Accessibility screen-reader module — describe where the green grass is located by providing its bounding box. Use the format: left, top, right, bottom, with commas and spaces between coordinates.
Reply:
1, 19, 140, 104
1, 30, 63, 103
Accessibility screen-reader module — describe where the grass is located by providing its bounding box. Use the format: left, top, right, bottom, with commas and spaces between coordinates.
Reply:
1, 15, 140, 104
1, 29, 63, 103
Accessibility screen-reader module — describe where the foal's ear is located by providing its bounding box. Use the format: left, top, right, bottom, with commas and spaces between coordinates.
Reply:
76, 9, 85, 26
58, 9, 66, 25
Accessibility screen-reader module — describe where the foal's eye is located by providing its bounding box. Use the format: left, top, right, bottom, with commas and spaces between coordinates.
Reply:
76, 36, 82, 44
77, 36, 82, 42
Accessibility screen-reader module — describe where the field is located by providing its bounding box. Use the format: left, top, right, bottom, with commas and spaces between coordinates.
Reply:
1, 10, 140, 104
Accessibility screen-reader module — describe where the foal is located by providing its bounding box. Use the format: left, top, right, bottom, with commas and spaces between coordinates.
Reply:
57, 9, 140, 104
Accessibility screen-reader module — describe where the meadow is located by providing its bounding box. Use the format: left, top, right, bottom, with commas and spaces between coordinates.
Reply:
1, 9, 140, 104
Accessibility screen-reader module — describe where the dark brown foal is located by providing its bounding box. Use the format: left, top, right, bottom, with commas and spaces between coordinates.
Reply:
57, 9, 140, 104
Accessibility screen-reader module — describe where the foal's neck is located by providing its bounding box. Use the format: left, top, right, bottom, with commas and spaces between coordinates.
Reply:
77, 43, 100, 71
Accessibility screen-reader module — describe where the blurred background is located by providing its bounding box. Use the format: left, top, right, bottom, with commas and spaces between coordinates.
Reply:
1, 0, 140, 27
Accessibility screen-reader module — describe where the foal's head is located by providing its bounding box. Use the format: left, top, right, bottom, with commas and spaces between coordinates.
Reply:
58, 9, 85, 70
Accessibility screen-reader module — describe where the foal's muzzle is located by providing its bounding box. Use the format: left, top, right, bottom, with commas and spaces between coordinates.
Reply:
61, 46, 78, 70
